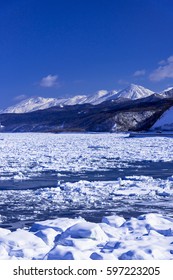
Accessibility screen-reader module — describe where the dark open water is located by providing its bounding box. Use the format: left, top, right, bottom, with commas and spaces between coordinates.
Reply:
0, 160, 173, 230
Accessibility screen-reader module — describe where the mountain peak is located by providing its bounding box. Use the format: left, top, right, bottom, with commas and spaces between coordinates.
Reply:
115, 84, 154, 100
127, 83, 140, 88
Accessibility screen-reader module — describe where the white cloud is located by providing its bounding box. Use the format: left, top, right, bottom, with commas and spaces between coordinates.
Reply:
117, 79, 129, 85
133, 69, 146, 77
158, 59, 166, 66
150, 56, 173, 81
14, 94, 27, 101
168, 56, 173, 63
40, 74, 59, 88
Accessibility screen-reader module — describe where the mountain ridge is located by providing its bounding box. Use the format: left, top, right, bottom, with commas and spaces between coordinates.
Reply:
1, 84, 173, 133
0, 84, 157, 114
0, 93, 173, 133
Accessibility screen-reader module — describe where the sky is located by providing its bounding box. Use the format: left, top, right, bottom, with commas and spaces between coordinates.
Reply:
1, 0, 173, 108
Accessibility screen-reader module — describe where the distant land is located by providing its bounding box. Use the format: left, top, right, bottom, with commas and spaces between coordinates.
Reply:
0, 84, 173, 133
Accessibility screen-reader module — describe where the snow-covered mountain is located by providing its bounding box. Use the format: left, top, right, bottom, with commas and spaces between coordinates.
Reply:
0, 90, 118, 113
64, 95, 87, 105
1, 97, 68, 114
151, 106, 173, 131
160, 87, 173, 98
113, 84, 154, 100
84, 90, 118, 105
0, 84, 157, 114
1, 92, 173, 133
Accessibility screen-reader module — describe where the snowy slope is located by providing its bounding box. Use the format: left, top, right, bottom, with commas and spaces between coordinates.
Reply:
84, 90, 118, 105
114, 84, 154, 100
151, 106, 173, 131
64, 95, 87, 105
1, 97, 68, 114
160, 87, 173, 98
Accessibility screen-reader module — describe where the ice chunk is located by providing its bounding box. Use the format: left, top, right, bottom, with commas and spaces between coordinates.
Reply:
45, 245, 87, 260
61, 222, 109, 242
102, 215, 126, 227
30, 217, 84, 233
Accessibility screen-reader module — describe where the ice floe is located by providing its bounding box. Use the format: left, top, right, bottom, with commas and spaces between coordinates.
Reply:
0, 133, 173, 181
0, 176, 173, 228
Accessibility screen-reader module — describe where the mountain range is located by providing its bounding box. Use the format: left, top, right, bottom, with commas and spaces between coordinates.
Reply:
0, 84, 157, 114
0, 84, 173, 133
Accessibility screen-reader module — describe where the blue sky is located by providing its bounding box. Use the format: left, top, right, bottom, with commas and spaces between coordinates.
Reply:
1, 0, 173, 108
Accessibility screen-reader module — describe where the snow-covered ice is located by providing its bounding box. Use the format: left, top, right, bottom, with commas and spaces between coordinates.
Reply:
0, 213, 173, 260
0, 132, 173, 259
0, 133, 173, 181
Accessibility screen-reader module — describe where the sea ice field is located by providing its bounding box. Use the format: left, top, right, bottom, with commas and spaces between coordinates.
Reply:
0, 132, 173, 260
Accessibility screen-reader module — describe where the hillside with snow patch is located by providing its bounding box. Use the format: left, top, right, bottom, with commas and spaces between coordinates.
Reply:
151, 106, 173, 131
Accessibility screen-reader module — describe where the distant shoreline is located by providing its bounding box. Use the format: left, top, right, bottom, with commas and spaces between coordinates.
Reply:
129, 131, 173, 137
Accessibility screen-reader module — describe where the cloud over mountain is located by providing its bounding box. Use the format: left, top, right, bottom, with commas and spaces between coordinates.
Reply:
133, 69, 146, 77
40, 74, 59, 88
150, 56, 173, 81
14, 94, 27, 101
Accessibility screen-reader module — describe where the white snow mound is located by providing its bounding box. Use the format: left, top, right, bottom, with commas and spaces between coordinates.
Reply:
0, 213, 173, 260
